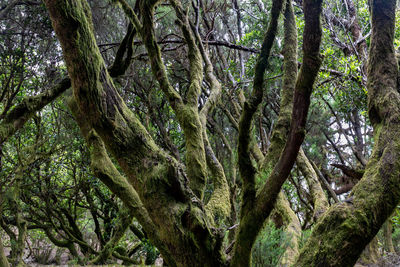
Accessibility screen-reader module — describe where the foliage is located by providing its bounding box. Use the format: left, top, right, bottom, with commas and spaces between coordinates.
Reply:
142, 239, 159, 265
251, 222, 290, 267
392, 227, 400, 252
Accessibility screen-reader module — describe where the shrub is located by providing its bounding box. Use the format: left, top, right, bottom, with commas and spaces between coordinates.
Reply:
251, 221, 290, 267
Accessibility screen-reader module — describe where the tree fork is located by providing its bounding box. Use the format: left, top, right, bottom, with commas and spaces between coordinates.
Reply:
232, 0, 323, 265
295, 0, 400, 265
44, 0, 224, 266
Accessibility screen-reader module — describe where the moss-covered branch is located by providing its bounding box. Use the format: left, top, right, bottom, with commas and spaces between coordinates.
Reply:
34, 223, 80, 260
168, 0, 209, 199
203, 132, 231, 224
263, 2, 302, 265
108, 22, 136, 77
295, 1, 400, 265
233, 0, 285, 257
67, 96, 170, 263
115, 0, 181, 108
90, 207, 133, 265
170, 0, 203, 107
0, 77, 70, 144
310, 160, 340, 203
271, 193, 301, 266
45, 1, 224, 265
170, 0, 231, 224
0, 5, 138, 146
236, 0, 283, 220
255, 0, 322, 218
232, 0, 323, 265
232, 0, 292, 264
117, 0, 208, 198
297, 148, 329, 220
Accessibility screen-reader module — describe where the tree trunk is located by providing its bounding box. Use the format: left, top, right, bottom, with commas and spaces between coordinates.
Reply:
295, 1, 400, 266
384, 218, 395, 253
44, 1, 225, 266
233, 0, 323, 264
271, 193, 301, 266
359, 236, 379, 265
297, 149, 329, 220
0, 231, 10, 267
8, 166, 27, 267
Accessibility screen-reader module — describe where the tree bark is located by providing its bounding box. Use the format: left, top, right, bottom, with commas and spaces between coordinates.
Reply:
0, 239, 9, 267
0, 211, 10, 267
359, 236, 380, 265
0, 77, 70, 144
232, 0, 323, 265
44, 1, 224, 266
271, 193, 301, 266
384, 218, 395, 253
232, 0, 285, 264
297, 149, 329, 220
295, 1, 400, 266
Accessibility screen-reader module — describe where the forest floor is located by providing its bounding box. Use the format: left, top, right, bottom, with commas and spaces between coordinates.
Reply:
3, 245, 163, 267
355, 252, 400, 267
26, 255, 400, 267
18, 253, 400, 267
373, 253, 400, 266
5, 245, 400, 266
25, 254, 400, 267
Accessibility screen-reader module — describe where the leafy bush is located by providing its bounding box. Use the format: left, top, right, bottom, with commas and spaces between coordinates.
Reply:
32, 245, 53, 264
251, 221, 290, 267
392, 227, 400, 252
299, 228, 312, 250
143, 239, 159, 265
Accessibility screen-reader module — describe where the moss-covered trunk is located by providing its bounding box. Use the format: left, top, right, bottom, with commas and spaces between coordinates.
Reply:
232, 0, 322, 265
0, 205, 10, 267
44, 1, 225, 266
295, 1, 400, 266
384, 219, 395, 253
0, 237, 9, 267
297, 149, 329, 220
6, 165, 27, 267
271, 193, 301, 266
359, 237, 379, 265
12, 211, 27, 267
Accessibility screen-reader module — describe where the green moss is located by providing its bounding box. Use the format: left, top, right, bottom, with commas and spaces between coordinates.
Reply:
272, 193, 301, 266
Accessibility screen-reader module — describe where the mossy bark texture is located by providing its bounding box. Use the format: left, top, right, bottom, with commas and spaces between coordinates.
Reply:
295, 1, 400, 266
297, 148, 329, 220
261, 2, 301, 265
116, 0, 231, 224
0, 236, 9, 267
272, 193, 301, 266
44, 1, 225, 266
170, 0, 231, 224
232, 0, 284, 265
1, 160, 29, 267
359, 237, 379, 265
0, 77, 70, 144
117, 0, 208, 200
384, 219, 395, 253
232, 0, 322, 265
